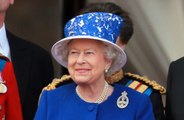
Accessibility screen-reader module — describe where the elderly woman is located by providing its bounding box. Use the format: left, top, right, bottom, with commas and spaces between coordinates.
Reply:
34, 12, 155, 120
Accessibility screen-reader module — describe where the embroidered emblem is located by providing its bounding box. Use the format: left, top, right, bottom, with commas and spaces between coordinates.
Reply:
117, 91, 129, 108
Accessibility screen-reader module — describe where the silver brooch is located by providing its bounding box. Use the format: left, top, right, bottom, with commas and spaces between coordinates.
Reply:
117, 91, 129, 108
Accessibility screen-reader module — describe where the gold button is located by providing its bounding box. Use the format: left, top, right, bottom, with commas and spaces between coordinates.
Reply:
0, 105, 2, 110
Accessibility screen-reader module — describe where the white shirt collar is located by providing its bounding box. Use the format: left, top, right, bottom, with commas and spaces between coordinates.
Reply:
0, 23, 11, 59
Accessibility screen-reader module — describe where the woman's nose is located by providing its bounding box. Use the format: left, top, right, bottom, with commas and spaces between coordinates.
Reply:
76, 53, 86, 64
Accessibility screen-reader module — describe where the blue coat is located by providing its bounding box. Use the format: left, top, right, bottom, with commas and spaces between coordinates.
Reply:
34, 83, 155, 120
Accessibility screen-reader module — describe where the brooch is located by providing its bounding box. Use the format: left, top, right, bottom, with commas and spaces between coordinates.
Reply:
117, 91, 129, 108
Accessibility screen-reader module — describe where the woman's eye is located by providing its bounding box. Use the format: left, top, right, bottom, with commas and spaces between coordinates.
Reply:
69, 51, 78, 55
71, 51, 77, 54
85, 51, 94, 55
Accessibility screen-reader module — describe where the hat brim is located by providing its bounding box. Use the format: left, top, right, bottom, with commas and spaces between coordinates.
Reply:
51, 36, 127, 74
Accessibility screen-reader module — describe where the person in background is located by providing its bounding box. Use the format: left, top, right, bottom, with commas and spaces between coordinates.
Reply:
0, 0, 54, 119
35, 12, 155, 120
0, 53, 22, 120
78, 2, 166, 120
166, 57, 184, 120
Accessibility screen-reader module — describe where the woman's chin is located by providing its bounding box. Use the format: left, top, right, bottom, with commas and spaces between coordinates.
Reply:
73, 75, 91, 83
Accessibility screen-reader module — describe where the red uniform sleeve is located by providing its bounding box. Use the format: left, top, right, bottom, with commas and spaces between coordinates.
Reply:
2, 62, 23, 120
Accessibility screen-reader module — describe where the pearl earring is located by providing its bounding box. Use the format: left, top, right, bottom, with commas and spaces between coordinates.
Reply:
105, 69, 108, 73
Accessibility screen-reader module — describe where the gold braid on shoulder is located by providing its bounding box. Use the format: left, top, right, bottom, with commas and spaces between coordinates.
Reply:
41, 70, 166, 94
106, 70, 124, 84
38, 75, 71, 104
106, 70, 166, 94
124, 72, 166, 94
42, 75, 71, 91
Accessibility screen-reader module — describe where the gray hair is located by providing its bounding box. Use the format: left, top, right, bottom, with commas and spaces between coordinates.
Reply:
102, 42, 120, 76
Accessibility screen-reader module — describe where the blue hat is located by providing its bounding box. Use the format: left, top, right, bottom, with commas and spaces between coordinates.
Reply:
51, 12, 127, 75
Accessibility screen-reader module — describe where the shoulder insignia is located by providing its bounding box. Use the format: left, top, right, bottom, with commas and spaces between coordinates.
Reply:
124, 72, 166, 94
106, 70, 124, 84
106, 70, 166, 95
42, 75, 71, 91
38, 75, 71, 104
125, 79, 153, 96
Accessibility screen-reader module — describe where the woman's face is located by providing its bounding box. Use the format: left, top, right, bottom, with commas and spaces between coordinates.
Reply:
68, 39, 112, 85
